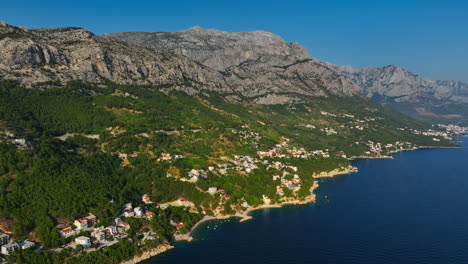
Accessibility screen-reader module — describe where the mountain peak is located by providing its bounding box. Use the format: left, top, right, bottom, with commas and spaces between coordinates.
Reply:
105, 27, 313, 71
182, 25, 204, 32
383, 64, 401, 71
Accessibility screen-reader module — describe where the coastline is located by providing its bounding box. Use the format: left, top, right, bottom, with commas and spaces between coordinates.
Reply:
121, 143, 460, 264
348, 144, 462, 161
175, 180, 320, 242
349, 155, 393, 160
312, 166, 358, 178
417, 145, 463, 149
120, 243, 174, 264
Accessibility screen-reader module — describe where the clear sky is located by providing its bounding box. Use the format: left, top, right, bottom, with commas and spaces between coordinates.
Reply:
2, 0, 468, 82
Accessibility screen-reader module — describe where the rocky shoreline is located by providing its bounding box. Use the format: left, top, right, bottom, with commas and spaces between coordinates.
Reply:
312, 166, 358, 178
122, 144, 459, 264
124, 181, 320, 264
175, 181, 320, 242
121, 243, 174, 264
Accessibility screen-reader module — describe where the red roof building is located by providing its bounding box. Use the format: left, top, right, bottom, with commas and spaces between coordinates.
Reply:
145, 211, 155, 218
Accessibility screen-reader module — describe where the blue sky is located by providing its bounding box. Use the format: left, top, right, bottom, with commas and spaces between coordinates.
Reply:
2, 0, 468, 81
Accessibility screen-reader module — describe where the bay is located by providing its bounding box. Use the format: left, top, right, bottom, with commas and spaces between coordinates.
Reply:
146, 136, 468, 264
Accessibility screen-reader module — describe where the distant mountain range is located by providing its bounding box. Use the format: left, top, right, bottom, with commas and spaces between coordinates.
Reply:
104, 27, 468, 124
0, 22, 360, 105
325, 63, 468, 124
1, 20, 468, 123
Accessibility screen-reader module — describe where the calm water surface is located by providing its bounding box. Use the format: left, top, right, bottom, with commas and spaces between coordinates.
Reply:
146, 137, 468, 264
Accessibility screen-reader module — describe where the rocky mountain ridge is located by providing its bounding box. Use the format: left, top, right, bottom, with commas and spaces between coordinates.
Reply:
325, 63, 468, 123
0, 22, 230, 94
0, 21, 361, 104
326, 63, 468, 104
104, 27, 468, 122
103, 26, 315, 71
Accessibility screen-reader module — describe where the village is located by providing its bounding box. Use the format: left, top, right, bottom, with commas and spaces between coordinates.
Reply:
0, 109, 464, 260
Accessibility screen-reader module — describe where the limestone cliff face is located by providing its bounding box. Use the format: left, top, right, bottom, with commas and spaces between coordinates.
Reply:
326, 63, 468, 104
0, 21, 361, 104
0, 22, 230, 94
103, 26, 314, 71
103, 26, 362, 102
120, 244, 174, 264
325, 62, 468, 122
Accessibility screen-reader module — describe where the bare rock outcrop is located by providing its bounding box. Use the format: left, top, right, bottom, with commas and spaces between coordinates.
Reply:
0, 23, 362, 104
103, 26, 362, 102
120, 244, 174, 264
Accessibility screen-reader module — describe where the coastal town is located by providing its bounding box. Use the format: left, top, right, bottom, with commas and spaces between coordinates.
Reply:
0, 6, 467, 263
0, 111, 468, 256
0, 101, 466, 263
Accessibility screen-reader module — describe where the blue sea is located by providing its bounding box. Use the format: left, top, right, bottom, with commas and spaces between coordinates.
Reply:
146, 137, 468, 264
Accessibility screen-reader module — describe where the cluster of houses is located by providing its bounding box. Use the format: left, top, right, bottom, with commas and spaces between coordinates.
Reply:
438, 124, 468, 135
122, 201, 156, 220
0, 232, 34, 256
232, 126, 262, 147
59, 198, 161, 249
207, 187, 230, 200
321, 127, 337, 135
363, 140, 414, 156
272, 170, 303, 195
119, 150, 186, 163
258, 139, 332, 161
183, 168, 208, 182
123, 201, 185, 232
157, 153, 184, 162
171, 154, 263, 184
231, 155, 259, 173
411, 128, 452, 140
320, 111, 337, 117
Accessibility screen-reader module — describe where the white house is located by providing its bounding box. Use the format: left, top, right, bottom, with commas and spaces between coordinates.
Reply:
1, 242, 19, 255
208, 186, 218, 194
59, 228, 75, 238
75, 236, 91, 248
19, 240, 34, 250
178, 199, 187, 206
106, 226, 117, 236
272, 174, 280, 181
74, 218, 88, 230
124, 210, 135, 218
14, 138, 26, 146
276, 186, 284, 196
190, 175, 199, 182
134, 207, 143, 217
158, 203, 170, 210
262, 195, 271, 205
92, 230, 105, 242
142, 194, 152, 204
190, 168, 200, 176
